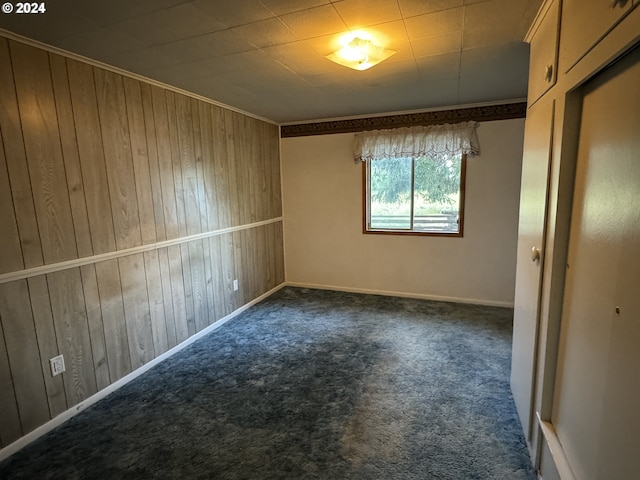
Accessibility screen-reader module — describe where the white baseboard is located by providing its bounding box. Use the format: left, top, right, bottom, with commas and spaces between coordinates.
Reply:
285, 282, 515, 308
0, 283, 286, 463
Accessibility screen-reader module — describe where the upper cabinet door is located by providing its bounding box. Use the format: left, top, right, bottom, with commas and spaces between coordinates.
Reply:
527, 0, 560, 105
559, 0, 634, 73
511, 97, 554, 447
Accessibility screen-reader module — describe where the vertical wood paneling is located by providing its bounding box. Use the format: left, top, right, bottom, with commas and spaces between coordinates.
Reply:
0, 39, 44, 268
202, 237, 218, 325
192, 99, 209, 233
254, 119, 268, 222
140, 84, 167, 242
27, 276, 68, 417
264, 223, 274, 291
95, 259, 131, 382
66, 58, 117, 255
188, 241, 209, 332
241, 116, 255, 222
251, 228, 263, 296
0, 127, 24, 274
49, 55, 93, 259
80, 265, 110, 391
166, 91, 188, 238
118, 254, 154, 369
265, 223, 276, 288
273, 221, 285, 285
244, 116, 259, 222
239, 229, 250, 301
157, 247, 178, 349
0, 36, 284, 451
176, 94, 201, 236
255, 119, 266, 221
94, 69, 142, 251
198, 103, 219, 231
168, 245, 189, 343
150, 86, 178, 240
255, 227, 266, 296
207, 236, 226, 319
123, 77, 156, 245
247, 116, 260, 222
143, 250, 169, 356
255, 227, 268, 296
269, 124, 283, 218
47, 269, 97, 406
224, 110, 242, 227
11, 42, 78, 265
263, 123, 279, 219
0, 280, 50, 433
232, 231, 245, 307
231, 113, 249, 225
265, 225, 275, 291
215, 233, 237, 315
258, 225, 275, 291
211, 105, 231, 228
241, 229, 255, 302
180, 244, 196, 336
0, 317, 22, 447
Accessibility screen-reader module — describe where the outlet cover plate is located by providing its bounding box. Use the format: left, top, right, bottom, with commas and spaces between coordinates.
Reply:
50, 354, 65, 376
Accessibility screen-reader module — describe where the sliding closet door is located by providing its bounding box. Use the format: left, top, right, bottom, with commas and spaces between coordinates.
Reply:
552, 46, 640, 480
511, 98, 553, 445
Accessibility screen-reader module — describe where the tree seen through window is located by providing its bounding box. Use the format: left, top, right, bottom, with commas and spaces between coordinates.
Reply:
366, 154, 465, 235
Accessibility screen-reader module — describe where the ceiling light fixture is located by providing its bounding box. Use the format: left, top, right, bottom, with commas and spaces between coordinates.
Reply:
326, 36, 397, 71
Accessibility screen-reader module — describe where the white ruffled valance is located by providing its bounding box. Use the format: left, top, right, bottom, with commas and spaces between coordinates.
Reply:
353, 121, 480, 163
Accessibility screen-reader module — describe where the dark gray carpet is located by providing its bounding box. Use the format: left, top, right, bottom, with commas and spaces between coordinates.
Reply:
0, 287, 536, 479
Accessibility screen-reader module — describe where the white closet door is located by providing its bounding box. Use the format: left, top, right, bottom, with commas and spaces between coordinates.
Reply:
511, 98, 553, 444
553, 46, 640, 480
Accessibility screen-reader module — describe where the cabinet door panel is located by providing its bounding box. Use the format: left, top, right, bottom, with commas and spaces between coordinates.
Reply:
528, 0, 560, 105
560, 0, 633, 72
511, 98, 553, 444
553, 45, 640, 480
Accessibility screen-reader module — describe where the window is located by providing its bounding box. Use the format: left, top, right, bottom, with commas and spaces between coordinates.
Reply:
363, 154, 466, 236
354, 122, 478, 237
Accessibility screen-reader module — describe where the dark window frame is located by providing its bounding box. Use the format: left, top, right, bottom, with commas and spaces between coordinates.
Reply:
362, 154, 467, 237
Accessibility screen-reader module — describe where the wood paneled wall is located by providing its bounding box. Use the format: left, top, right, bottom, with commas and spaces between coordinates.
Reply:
0, 36, 284, 448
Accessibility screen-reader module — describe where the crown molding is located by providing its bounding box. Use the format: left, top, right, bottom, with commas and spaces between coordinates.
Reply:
280, 102, 527, 138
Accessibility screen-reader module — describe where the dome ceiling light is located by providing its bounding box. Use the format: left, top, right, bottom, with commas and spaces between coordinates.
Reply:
326, 34, 397, 71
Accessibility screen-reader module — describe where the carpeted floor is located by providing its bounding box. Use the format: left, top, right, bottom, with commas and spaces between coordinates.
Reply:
0, 287, 536, 479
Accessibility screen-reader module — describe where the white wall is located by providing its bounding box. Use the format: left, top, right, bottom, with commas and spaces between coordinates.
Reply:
281, 118, 525, 306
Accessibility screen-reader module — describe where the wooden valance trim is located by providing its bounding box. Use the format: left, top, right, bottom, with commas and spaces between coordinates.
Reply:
280, 102, 527, 138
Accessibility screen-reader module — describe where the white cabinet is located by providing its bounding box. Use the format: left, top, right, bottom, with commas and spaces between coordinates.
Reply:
526, 0, 560, 105
515, 1, 640, 477
510, 97, 553, 447
559, 0, 633, 72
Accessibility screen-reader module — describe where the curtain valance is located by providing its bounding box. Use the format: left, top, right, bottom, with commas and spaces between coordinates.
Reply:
353, 121, 480, 162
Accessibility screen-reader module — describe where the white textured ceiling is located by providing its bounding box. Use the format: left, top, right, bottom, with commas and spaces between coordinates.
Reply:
0, 0, 542, 123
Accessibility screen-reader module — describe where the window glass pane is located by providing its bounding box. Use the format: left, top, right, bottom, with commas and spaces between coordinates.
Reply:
413, 156, 461, 233
369, 157, 412, 230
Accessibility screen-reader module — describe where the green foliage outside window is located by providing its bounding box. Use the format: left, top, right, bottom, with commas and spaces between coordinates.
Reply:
367, 155, 464, 234
370, 156, 461, 206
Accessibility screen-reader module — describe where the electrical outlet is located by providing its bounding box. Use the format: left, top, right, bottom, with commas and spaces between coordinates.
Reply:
50, 354, 65, 376
233, 279, 239, 291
